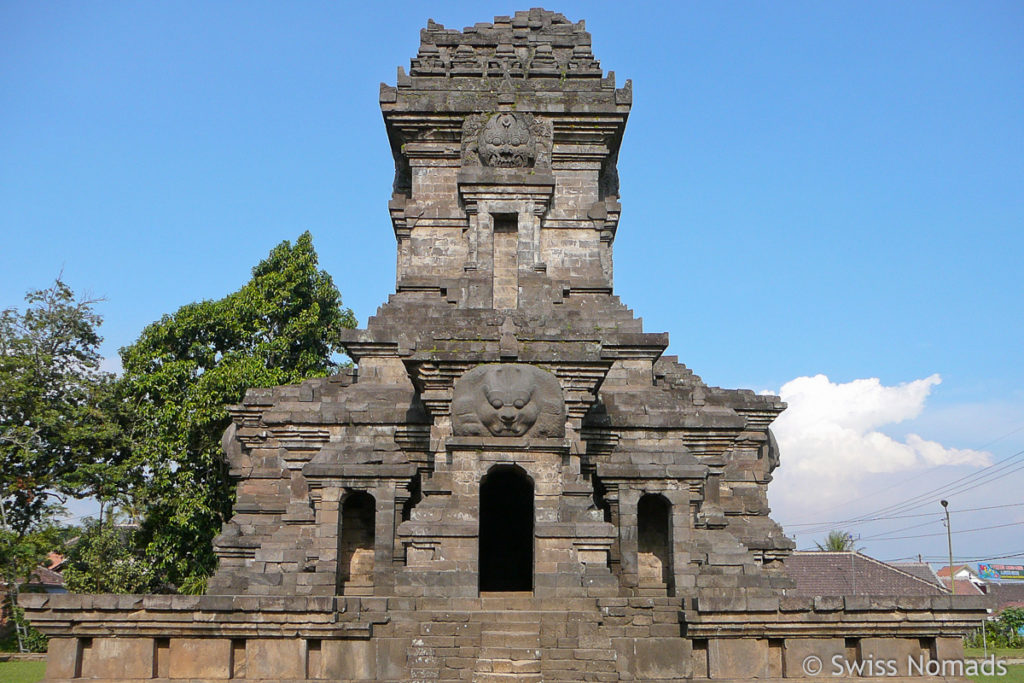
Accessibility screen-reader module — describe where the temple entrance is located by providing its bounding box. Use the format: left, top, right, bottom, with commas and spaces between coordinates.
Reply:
338, 491, 375, 596
637, 493, 673, 594
479, 465, 534, 592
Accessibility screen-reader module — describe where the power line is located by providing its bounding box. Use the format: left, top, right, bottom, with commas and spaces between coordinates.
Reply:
866, 520, 1024, 543
787, 449, 1024, 536
792, 422, 1024, 521
890, 549, 1024, 564
859, 457, 1023, 522
850, 449, 1024, 520
783, 501, 1024, 531
857, 517, 942, 541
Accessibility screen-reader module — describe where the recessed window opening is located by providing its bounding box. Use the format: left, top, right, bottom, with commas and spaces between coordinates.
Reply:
492, 213, 519, 309
637, 493, 673, 593
339, 491, 375, 595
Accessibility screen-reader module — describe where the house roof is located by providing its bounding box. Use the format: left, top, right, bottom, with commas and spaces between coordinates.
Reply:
890, 561, 944, 587
986, 582, 1024, 610
936, 564, 976, 578
27, 565, 64, 587
46, 552, 65, 571
785, 552, 949, 597
939, 578, 986, 596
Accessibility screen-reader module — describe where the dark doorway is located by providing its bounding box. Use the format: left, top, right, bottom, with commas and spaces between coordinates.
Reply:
479, 465, 534, 592
637, 493, 673, 593
338, 491, 375, 595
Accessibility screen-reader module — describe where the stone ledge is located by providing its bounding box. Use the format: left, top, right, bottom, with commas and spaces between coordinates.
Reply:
19, 594, 392, 640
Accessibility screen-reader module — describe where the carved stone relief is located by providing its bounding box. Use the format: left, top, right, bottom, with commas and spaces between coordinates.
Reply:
461, 113, 552, 169
452, 363, 565, 437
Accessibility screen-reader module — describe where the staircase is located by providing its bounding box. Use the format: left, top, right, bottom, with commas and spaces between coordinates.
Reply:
473, 613, 542, 682
393, 594, 623, 682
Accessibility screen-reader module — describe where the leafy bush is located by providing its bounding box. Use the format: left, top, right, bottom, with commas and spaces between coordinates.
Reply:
966, 607, 1024, 649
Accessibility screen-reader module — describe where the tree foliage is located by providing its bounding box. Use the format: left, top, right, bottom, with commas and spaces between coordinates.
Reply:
0, 279, 122, 650
966, 607, 1024, 649
62, 517, 153, 594
0, 510, 67, 652
118, 232, 355, 591
815, 530, 861, 552
0, 279, 121, 533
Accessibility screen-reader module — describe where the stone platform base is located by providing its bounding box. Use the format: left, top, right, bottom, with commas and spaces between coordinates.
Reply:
22, 592, 987, 681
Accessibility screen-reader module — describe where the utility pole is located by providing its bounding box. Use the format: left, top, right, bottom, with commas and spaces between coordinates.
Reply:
941, 500, 955, 595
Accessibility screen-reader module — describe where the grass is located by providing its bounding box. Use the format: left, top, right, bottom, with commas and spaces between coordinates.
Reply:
967, 646, 1024, 659
0, 653, 1018, 683
971, 663, 1024, 683
0, 661, 46, 683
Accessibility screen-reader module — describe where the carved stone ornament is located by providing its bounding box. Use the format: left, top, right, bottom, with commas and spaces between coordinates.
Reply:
451, 363, 565, 437
461, 113, 553, 169
480, 113, 533, 167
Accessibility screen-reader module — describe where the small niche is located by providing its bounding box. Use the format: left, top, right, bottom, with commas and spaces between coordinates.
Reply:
845, 637, 861, 664
154, 637, 170, 678
692, 639, 708, 678
75, 637, 92, 678
920, 636, 935, 661
768, 638, 784, 677
230, 638, 246, 679
307, 639, 322, 678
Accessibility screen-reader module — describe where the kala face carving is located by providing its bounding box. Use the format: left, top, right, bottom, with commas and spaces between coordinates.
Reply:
452, 364, 565, 437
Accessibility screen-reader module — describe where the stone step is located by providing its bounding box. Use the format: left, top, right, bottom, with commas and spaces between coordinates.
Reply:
478, 658, 543, 674
480, 631, 541, 648
430, 596, 601, 611
480, 621, 541, 634
471, 673, 543, 683
477, 646, 541, 660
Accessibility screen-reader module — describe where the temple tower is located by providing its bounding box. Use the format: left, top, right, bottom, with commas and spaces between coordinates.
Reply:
23, 10, 987, 682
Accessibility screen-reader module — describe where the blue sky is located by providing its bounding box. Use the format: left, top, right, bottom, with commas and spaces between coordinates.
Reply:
2, 2, 1022, 569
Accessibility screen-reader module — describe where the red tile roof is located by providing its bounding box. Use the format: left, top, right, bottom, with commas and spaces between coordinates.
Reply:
936, 564, 974, 578
939, 578, 985, 595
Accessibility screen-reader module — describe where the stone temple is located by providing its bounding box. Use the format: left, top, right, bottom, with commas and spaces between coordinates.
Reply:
25, 9, 986, 681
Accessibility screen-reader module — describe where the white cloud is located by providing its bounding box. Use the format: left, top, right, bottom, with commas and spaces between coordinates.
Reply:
770, 374, 991, 512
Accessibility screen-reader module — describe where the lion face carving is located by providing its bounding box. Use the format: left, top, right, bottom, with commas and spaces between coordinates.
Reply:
452, 364, 565, 438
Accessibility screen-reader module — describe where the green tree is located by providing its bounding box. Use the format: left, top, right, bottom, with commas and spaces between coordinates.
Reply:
815, 530, 861, 552
997, 607, 1024, 647
62, 516, 153, 594
1, 278, 122, 650
0, 508, 66, 652
118, 232, 355, 592
1, 279, 121, 533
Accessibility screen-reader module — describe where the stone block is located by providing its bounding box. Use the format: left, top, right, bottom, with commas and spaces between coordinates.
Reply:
376, 637, 409, 681
322, 639, 376, 680
782, 638, 845, 678
633, 637, 691, 679
246, 638, 305, 679
708, 637, 768, 679
168, 638, 232, 679
935, 636, 964, 661
80, 637, 154, 679
44, 638, 78, 680
860, 637, 923, 676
